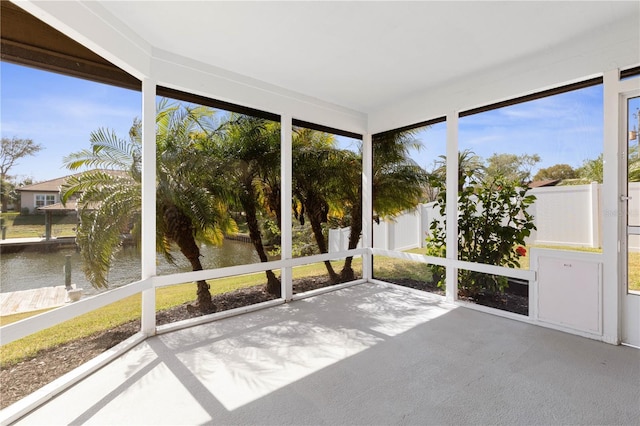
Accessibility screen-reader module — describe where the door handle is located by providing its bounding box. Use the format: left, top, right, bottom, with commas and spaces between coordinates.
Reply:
621, 195, 632, 201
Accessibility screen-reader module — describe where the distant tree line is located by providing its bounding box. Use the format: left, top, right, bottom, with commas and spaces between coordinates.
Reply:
0, 137, 43, 212
423, 149, 616, 203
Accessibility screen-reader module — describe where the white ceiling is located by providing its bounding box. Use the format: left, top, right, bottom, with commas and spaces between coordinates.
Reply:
96, 1, 639, 114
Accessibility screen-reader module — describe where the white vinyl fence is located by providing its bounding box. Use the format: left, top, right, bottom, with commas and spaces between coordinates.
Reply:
528, 182, 601, 248
329, 183, 640, 252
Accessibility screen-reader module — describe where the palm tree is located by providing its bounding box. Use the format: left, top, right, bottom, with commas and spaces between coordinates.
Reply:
208, 114, 282, 296
339, 128, 430, 281
61, 126, 142, 290
289, 127, 429, 283
372, 129, 430, 217
155, 103, 237, 312
432, 148, 485, 193
62, 100, 235, 313
323, 147, 360, 282
292, 127, 347, 282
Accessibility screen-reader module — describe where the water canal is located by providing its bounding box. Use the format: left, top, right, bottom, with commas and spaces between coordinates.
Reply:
0, 240, 265, 296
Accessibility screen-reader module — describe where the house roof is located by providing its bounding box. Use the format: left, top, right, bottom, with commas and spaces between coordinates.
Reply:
37, 201, 77, 212
17, 170, 130, 193
17, 175, 68, 193
37, 200, 102, 212
528, 179, 561, 188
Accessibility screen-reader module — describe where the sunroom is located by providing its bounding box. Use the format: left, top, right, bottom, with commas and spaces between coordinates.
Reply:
1, 1, 639, 424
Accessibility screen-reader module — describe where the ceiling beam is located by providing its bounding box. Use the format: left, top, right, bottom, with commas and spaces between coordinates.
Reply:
1, 1, 140, 90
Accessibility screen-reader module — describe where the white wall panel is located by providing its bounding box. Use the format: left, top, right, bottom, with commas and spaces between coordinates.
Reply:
535, 252, 602, 335
151, 51, 367, 134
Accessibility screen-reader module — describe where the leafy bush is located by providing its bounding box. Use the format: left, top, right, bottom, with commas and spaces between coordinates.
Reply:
260, 218, 281, 247
268, 222, 321, 257
425, 173, 536, 297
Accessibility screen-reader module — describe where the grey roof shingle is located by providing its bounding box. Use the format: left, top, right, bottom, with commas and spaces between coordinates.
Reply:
17, 170, 129, 192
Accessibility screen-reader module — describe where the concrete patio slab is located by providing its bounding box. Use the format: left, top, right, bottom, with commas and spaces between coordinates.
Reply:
12, 283, 640, 425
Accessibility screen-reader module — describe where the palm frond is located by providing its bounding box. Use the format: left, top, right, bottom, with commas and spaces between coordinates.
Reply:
75, 193, 139, 288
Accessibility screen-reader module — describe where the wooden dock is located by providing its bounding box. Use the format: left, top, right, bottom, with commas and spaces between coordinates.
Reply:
0, 286, 77, 317
0, 236, 77, 254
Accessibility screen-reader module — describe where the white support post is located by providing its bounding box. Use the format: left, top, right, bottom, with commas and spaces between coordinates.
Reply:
280, 115, 293, 301
421, 204, 430, 249
141, 79, 156, 335
601, 68, 621, 344
417, 203, 423, 248
362, 133, 373, 280
589, 181, 600, 248
445, 112, 459, 302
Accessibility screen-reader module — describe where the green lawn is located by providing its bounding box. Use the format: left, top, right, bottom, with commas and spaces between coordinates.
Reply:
400, 244, 640, 292
3, 243, 638, 367
1, 212, 77, 238
1, 294, 142, 367
0, 258, 361, 367
627, 252, 640, 292
374, 253, 433, 283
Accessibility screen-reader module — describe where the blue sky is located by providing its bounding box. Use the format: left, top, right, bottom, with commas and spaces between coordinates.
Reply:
1, 62, 140, 183
0, 61, 627, 183
410, 84, 606, 175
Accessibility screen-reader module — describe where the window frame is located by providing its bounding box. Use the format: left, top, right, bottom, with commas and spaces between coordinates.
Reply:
35, 194, 56, 207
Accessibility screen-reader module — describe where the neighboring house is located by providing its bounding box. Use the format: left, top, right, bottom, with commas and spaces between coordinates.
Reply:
17, 175, 68, 214
16, 170, 128, 214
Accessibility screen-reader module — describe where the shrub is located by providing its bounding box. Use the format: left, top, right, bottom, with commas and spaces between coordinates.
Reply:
20, 207, 30, 216
268, 222, 320, 257
425, 173, 536, 297
260, 218, 281, 247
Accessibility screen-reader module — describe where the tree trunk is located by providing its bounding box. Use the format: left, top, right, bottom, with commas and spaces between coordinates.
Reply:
306, 198, 340, 283
241, 182, 281, 297
341, 187, 362, 282
163, 204, 215, 313
267, 181, 282, 230
0, 174, 7, 212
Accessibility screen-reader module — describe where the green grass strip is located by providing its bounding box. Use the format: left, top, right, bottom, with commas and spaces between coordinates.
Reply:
0, 257, 361, 367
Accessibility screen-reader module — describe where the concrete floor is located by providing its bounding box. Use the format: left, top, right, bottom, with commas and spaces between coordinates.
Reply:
13, 283, 640, 425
